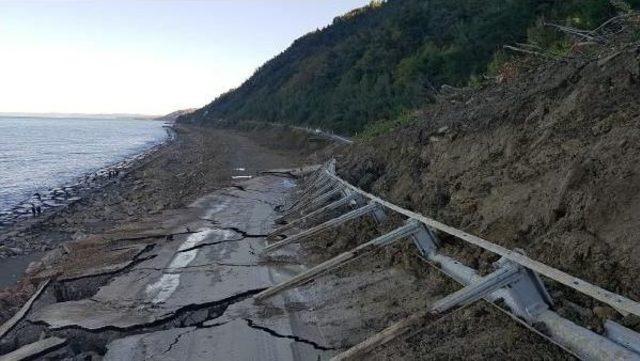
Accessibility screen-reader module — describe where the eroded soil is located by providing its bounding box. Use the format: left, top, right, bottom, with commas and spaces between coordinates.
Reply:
338, 39, 640, 336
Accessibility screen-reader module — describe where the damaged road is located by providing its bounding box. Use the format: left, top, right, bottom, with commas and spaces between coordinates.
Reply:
1, 174, 334, 361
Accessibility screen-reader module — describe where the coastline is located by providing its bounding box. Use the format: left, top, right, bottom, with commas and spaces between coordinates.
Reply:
0, 126, 174, 255
0, 127, 174, 289
0, 124, 173, 233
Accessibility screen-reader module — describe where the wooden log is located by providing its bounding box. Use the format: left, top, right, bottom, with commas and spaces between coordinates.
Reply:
0, 280, 49, 340
0, 337, 67, 361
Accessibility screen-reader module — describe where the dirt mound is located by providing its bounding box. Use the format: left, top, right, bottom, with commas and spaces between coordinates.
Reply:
338, 34, 640, 317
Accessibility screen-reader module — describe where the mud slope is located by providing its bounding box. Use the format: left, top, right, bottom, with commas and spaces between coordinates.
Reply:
338, 39, 640, 308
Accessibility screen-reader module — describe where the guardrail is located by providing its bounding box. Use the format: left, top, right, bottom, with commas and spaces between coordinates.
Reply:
287, 125, 353, 144
256, 160, 640, 361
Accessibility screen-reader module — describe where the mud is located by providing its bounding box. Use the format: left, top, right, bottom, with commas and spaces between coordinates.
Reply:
338, 33, 640, 334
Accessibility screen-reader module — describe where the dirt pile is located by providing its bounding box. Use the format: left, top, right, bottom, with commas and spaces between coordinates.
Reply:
338, 32, 640, 317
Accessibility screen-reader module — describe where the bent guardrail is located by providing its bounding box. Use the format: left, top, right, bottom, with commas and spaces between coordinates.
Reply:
257, 160, 640, 361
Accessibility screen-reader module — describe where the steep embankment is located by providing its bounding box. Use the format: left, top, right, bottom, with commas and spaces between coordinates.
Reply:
338, 35, 640, 308
185, 0, 634, 134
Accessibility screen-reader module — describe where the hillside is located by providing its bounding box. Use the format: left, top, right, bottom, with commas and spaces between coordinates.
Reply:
184, 0, 637, 134
338, 19, 640, 319
155, 108, 197, 122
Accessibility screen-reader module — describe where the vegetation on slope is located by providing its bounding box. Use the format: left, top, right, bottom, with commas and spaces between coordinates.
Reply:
186, 0, 638, 135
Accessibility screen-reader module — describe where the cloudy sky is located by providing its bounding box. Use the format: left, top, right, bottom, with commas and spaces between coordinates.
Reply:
0, 0, 369, 115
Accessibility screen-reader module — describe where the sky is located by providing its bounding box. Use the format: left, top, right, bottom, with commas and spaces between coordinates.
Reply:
0, 0, 370, 116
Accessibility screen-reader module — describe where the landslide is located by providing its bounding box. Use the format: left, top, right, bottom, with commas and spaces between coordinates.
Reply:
337, 32, 640, 309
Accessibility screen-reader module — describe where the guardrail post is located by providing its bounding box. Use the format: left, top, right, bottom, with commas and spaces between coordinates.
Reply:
256, 220, 423, 301
285, 161, 640, 360
263, 202, 380, 253
410, 224, 439, 256
269, 191, 357, 238
330, 259, 526, 361
352, 195, 387, 224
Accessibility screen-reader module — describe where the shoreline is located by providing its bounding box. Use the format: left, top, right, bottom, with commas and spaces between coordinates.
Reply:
0, 126, 174, 235
0, 127, 175, 286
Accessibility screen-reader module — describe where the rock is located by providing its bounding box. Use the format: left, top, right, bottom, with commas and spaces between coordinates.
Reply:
25, 261, 43, 275
8, 247, 23, 255
0, 245, 23, 256
43, 201, 64, 207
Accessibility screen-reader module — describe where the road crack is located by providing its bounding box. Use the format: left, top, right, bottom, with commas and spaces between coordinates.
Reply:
176, 238, 243, 253
162, 329, 194, 355
218, 227, 268, 238
244, 318, 334, 351
134, 261, 259, 272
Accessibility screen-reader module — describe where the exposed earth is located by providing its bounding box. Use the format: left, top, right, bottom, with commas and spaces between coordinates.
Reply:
337, 39, 640, 336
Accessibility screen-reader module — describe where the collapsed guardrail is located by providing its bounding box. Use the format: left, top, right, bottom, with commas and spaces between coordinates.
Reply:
255, 161, 640, 361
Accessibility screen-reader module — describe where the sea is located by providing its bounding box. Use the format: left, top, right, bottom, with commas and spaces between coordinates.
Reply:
0, 116, 168, 217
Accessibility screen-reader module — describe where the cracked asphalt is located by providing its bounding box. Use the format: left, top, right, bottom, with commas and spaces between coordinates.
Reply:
28, 174, 332, 360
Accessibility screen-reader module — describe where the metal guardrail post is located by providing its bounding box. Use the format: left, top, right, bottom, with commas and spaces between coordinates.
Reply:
264, 203, 380, 253
286, 181, 336, 211
270, 162, 640, 360
256, 220, 422, 301
269, 192, 358, 238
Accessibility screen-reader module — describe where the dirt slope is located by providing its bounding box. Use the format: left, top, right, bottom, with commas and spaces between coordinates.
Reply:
338, 36, 640, 323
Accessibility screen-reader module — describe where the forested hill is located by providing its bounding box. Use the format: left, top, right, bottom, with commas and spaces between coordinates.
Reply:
184, 0, 636, 135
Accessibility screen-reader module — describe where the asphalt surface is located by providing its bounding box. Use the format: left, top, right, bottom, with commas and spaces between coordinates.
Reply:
29, 174, 332, 361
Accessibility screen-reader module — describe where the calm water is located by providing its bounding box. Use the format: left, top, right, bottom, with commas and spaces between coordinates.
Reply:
0, 116, 168, 214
